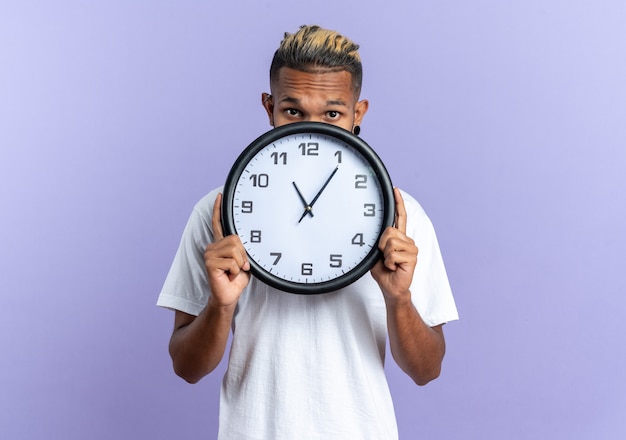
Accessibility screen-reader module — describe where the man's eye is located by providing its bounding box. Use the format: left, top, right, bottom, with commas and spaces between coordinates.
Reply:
286, 109, 301, 116
327, 111, 340, 119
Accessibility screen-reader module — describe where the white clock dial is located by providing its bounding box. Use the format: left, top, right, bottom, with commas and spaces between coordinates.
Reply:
222, 122, 394, 294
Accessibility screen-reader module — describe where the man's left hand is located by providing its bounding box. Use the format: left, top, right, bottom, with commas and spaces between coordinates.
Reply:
370, 188, 418, 301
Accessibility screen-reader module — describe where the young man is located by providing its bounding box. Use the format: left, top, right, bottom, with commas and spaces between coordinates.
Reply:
158, 25, 458, 439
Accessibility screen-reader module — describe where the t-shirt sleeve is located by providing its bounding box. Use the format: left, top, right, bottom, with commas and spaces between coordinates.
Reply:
402, 190, 459, 327
156, 188, 222, 316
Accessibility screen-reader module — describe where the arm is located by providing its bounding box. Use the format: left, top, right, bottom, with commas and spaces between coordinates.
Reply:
168, 193, 250, 384
384, 297, 445, 386
371, 188, 446, 386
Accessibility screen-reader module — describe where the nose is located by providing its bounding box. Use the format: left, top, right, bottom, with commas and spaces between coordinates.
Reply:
303, 116, 324, 123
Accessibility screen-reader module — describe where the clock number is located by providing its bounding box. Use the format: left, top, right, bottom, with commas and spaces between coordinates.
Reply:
351, 233, 365, 247
355, 174, 368, 189
299, 142, 319, 156
301, 263, 313, 276
334, 151, 342, 163
363, 203, 376, 217
250, 230, 262, 243
241, 201, 253, 213
271, 152, 287, 165
329, 254, 343, 268
250, 173, 269, 188
270, 252, 282, 265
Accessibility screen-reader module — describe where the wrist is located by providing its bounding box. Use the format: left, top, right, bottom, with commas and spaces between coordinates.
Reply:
383, 290, 412, 308
207, 294, 238, 313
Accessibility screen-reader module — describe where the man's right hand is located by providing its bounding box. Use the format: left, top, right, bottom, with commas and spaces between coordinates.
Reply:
204, 193, 251, 308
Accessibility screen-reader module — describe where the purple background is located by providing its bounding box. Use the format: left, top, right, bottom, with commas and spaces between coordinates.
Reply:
2, 1, 625, 439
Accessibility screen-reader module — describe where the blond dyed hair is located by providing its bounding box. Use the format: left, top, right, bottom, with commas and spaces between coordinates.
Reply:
269, 25, 363, 96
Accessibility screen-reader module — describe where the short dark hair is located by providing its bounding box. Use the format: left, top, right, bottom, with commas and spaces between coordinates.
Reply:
269, 25, 363, 97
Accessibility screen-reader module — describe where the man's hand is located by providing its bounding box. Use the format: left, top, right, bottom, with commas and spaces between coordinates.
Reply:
370, 188, 418, 302
371, 188, 445, 385
168, 193, 249, 384
204, 193, 250, 308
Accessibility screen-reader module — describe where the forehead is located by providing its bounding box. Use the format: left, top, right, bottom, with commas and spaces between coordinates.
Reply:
272, 67, 356, 103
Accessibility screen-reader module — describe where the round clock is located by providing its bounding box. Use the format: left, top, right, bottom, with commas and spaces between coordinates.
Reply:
221, 122, 395, 294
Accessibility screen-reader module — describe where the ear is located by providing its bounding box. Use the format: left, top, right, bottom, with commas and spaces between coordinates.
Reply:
353, 99, 369, 127
261, 92, 274, 126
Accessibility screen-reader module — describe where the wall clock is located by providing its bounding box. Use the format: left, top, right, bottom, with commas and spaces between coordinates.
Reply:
221, 122, 395, 294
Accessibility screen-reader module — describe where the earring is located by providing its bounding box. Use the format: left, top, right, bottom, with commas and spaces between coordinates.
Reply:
353, 125, 361, 136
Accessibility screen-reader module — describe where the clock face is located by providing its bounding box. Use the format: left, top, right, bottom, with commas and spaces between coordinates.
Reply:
222, 122, 394, 294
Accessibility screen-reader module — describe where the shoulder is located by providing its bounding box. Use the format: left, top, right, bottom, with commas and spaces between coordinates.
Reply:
190, 186, 224, 223
175, 186, 224, 245
397, 188, 443, 251
397, 189, 433, 230
398, 189, 427, 218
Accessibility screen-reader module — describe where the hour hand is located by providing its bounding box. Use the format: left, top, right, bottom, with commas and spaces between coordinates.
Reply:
292, 182, 313, 218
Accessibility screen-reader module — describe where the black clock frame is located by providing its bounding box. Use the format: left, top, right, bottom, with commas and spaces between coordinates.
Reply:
221, 122, 395, 294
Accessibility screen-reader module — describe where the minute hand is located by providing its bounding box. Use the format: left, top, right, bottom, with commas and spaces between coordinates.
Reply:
298, 166, 339, 223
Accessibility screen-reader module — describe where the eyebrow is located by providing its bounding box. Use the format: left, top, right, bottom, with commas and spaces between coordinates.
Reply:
326, 99, 348, 107
279, 97, 349, 107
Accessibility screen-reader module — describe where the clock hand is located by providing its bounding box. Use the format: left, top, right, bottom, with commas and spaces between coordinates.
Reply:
292, 181, 314, 217
298, 166, 339, 223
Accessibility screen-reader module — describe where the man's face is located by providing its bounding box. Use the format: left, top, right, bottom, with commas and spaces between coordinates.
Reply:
262, 67, 368, 133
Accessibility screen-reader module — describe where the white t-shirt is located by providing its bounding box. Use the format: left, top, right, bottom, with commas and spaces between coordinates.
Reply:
157, 187, 458, 440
